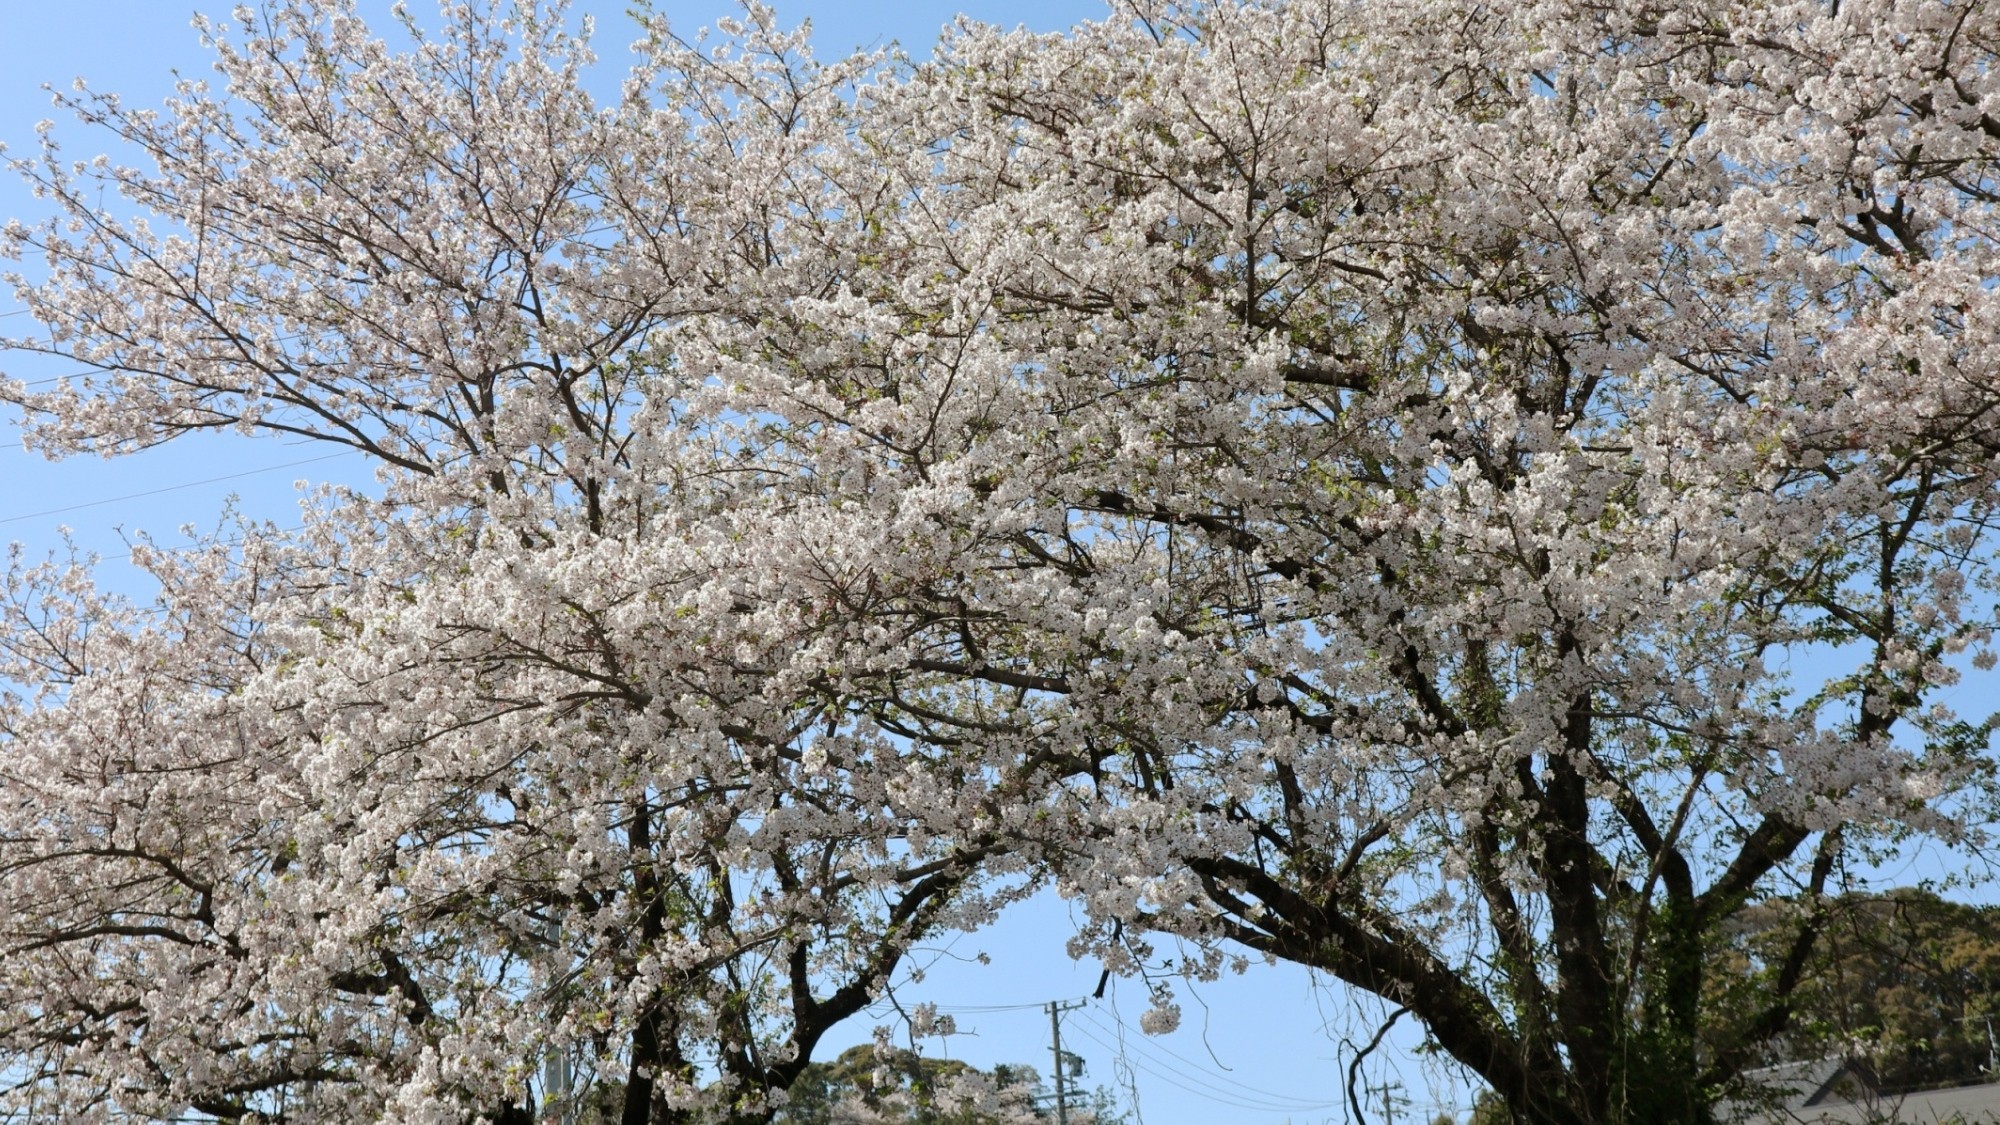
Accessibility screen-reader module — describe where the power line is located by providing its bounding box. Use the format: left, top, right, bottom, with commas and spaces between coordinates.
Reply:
932, 1001, 1054, 1014
5, 332, 313, 389
8, 366, 99, 389
1064, 1016, 1344, 1112
1071, 1025, 1335, 1113
1079, 1005, 1343, 1110
0, 453, 350, 527
890, 994, 1351, 1117
1073, 1008, 1339, 1111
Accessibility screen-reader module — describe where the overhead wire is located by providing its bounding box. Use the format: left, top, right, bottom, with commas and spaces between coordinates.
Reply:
0, 453, 351, 527
930, 1001, 1057, 1014
1060, 1017, 1341, 1116
12, 367, 101, 389
845, 993, 1355, 1117
903, 995, 1330, 1117
9, 364, 260, 390
1079, 1004, 1343, 1110
4, 328, 316, 389
1074, 1009, 1337, 1112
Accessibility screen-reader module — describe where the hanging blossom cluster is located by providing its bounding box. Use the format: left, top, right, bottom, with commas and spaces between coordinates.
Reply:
2, 0, 1998, 1122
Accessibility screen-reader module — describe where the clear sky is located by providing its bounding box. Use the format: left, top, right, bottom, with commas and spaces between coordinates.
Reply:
0, 3, 1455, 1123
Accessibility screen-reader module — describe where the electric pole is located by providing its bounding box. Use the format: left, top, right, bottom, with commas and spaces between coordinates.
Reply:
537, 916, 571, 1124
541, 1045, 570, 1124
1364, 1078, 1410, 1125
1045, 998, 1086, 1125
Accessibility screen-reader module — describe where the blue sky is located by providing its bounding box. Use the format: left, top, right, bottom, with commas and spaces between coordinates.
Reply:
0, 3, 1441, 1122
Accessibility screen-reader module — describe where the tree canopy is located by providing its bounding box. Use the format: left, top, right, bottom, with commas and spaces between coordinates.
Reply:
773, 1043, 1094, 1125
2, 0, 1998, 1123
1719, 890, 2000, 1096
569, 1044, 1084, 1125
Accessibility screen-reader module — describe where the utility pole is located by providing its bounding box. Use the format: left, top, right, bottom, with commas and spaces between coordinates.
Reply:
1045, 998, 1087, 1125
538, 917, 571, 1125
1364, 1078, 1410, 1125
541, 1045, 570, 1124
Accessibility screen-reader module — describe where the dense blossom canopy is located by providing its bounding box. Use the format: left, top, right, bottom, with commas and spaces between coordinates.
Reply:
2, 1, 1998, 1123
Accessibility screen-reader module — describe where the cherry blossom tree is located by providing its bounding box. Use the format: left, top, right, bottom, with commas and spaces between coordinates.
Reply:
0, 3, 1032, 1121
844, 3, 2000, 1123
5, 1, 2000, 1124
